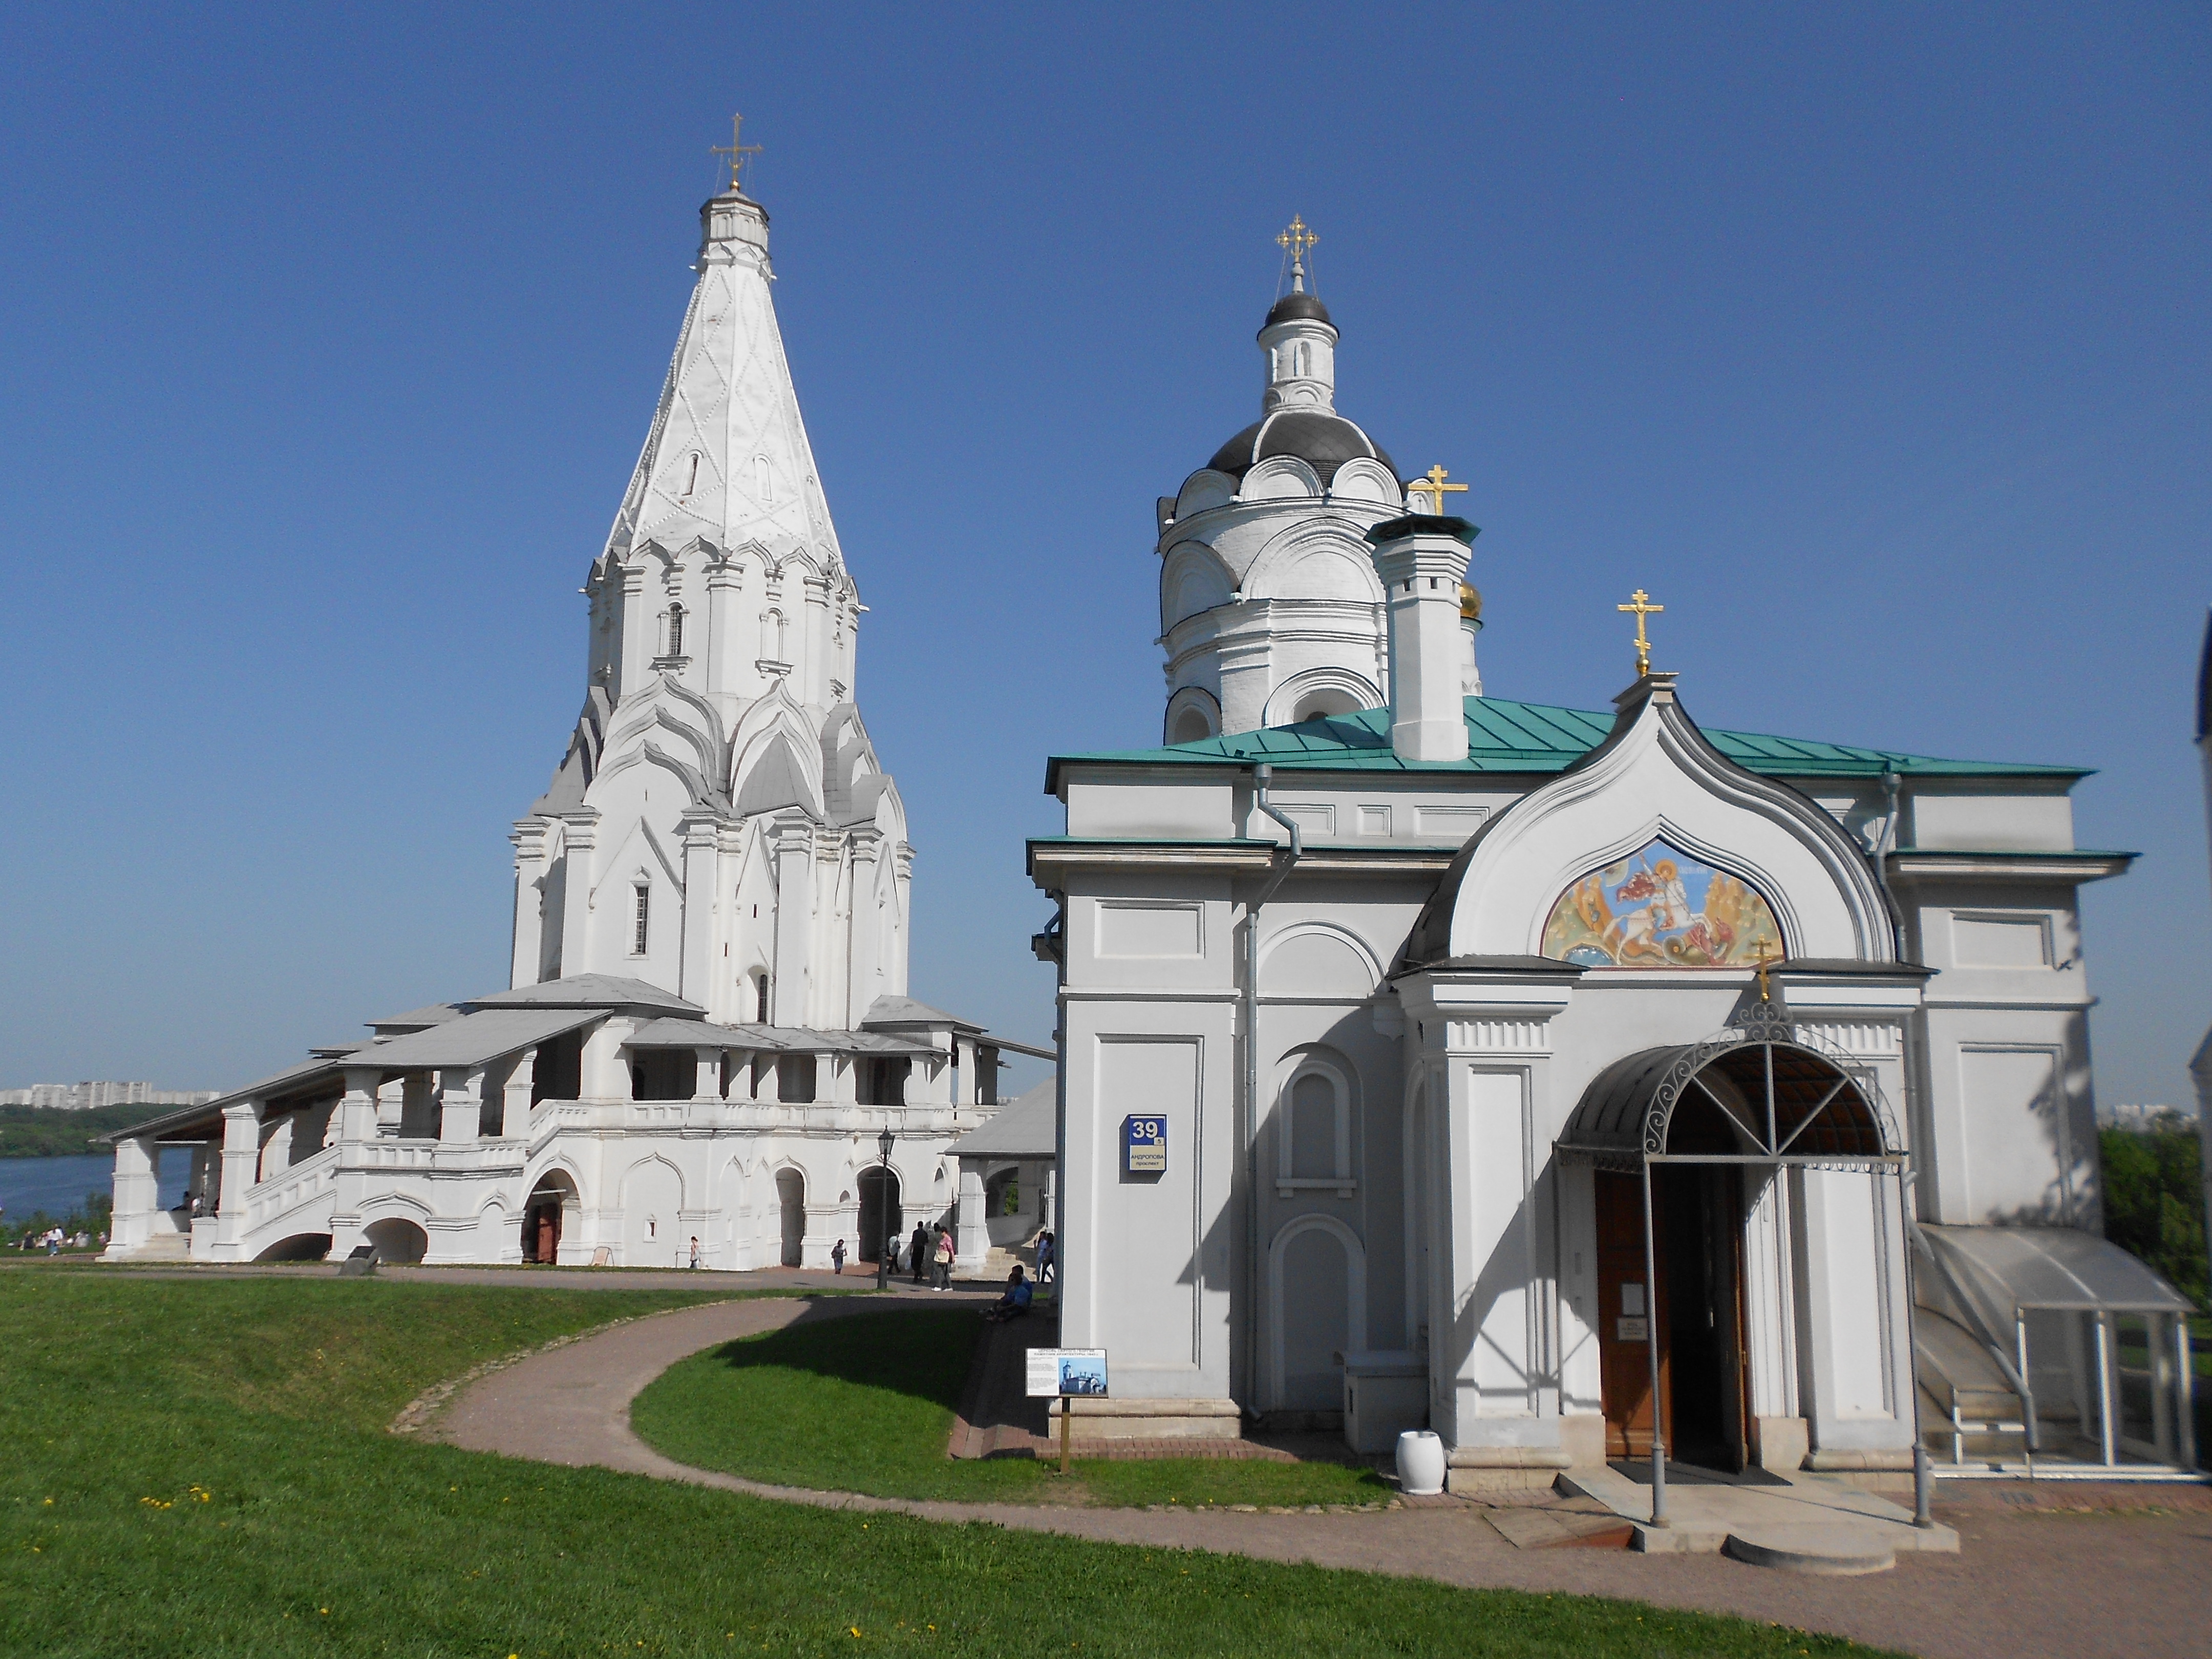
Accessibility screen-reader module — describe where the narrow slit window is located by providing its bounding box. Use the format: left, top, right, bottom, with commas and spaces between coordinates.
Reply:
632, 885, 650, 955
665, 604, 684, 658
680, 453, 700, 499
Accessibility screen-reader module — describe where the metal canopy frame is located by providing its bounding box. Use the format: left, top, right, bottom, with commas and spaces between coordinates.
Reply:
1556, 1002, 1920, 1528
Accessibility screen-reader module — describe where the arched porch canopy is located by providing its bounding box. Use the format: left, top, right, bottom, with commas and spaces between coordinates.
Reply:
1557, 1026, 1902, 1171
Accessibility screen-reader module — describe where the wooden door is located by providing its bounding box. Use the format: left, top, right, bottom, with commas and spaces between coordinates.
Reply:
1594, 1171, 1668, 1458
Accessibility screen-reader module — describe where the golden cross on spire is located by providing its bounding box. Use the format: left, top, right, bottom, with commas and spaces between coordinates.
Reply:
1617, 587, 1664, 677
1754, 938, 1777, 1002
1408, 464, 1468, 516
1277, 214, 1317, 286
712, 112, 763, 196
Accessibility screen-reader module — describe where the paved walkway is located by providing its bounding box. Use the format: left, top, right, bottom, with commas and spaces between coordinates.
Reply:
427, 1295, 2210, 1659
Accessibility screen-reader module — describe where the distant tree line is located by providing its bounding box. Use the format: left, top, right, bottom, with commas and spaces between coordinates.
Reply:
0, 1102, 179, 1159
2101, 1113, 2207, 1311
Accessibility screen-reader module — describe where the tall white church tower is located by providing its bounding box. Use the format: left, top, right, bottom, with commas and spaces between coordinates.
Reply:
510, 162, 911, 1029
1156, 222, 1482, 742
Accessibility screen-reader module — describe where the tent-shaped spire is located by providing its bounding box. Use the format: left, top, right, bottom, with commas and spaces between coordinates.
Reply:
602, 180, 841, 573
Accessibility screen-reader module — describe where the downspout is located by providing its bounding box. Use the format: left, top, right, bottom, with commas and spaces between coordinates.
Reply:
1243, 762, 1303, 1414
1876, 765, 1944, 1517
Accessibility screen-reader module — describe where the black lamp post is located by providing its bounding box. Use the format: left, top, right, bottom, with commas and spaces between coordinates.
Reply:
875, 1126, 896, 1291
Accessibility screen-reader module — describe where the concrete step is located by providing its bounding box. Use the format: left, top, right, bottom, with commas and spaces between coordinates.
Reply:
1722, 1523, 1897, 1575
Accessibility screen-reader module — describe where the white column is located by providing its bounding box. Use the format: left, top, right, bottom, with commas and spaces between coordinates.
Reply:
438, 1069, 484, 1143
559, 812, 598, 977
706, 552, 739, 697
1369, 519, 1475, 763
846, 826, 883, 1023
212, 1099, 266, 1259
336, 1067, 381, 1144
618, 562, 650, 698
692, 1047, 724, 1107
679, 813, 717, 1005
580, 1016, 632, 1100
500, 1050, 537, 1139
956, 1162, 988, 1270
105, 1135, 161, 1257
510, 820, 551, 987
802, 573, 832, 705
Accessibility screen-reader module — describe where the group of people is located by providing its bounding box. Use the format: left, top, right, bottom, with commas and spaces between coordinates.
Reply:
827, 1221, 957, 1287
823, 1224, 1058, 1302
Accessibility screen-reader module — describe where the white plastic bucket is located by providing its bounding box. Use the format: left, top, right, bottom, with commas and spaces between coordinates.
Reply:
1396, 1429, 1446, 1496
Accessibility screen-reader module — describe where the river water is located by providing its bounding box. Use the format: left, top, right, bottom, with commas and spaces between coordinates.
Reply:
0, 1150, 192, 1226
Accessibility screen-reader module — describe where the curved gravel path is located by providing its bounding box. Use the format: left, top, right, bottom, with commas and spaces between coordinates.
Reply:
431, 1294, 2210, 1659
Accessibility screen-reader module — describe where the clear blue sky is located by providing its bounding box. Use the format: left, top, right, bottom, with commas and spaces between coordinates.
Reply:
2, 5, 2205, 1108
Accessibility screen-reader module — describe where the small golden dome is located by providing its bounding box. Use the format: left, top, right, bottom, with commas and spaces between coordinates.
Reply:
1459, 582, 1483, 623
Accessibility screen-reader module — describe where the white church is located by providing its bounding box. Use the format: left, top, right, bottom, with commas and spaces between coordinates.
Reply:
1033, 234, 2200, 1486
104, 160, 1044, 1273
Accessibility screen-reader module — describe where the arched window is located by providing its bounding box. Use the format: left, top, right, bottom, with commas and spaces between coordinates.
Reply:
761, 609, 785, 663
680, 452, 700, 500
631, 884, 650, 956
753, 971, 771, 1024
664, 604, 685, 658
755, 454, 774, 503
1170, 707, 1215, 745
1294, 342, 1311, 378
1277, 1059, 1353, 1193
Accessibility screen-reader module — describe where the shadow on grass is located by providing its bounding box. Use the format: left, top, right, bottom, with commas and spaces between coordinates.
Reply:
699, 1299, 984, 1415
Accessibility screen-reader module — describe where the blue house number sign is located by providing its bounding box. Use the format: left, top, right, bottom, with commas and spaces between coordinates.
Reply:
1122, 1114, 1167, 1175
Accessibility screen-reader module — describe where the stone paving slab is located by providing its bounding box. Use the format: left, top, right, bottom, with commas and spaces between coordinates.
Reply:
427, 1294, 2210, 1659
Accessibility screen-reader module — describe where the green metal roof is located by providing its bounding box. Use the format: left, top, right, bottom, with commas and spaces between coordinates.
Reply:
1047, 698, 2089, 790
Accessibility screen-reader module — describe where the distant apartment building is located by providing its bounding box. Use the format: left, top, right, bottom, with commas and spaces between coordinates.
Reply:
0, 1082, 217, 1112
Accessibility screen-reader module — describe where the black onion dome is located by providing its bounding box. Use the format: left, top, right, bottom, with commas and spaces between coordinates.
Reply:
1262, 291, 1333, 330
1205, 409, 1397, 487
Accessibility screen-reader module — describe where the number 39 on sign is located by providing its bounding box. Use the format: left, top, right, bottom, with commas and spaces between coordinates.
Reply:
1122, 1114, 1167, 1175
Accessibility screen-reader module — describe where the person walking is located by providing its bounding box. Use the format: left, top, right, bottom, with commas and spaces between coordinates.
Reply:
831, 1237, 846, 1275
1035, 1229, 1055, 1286
688, 1236, 701, 1270
933, 1223, 955, 1290
909, 1222, 930, 1286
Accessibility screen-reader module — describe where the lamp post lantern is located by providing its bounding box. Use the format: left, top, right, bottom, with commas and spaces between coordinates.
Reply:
875, 1128, 896, 1291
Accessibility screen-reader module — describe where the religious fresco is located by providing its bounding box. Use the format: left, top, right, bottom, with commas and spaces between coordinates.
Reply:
1541, 839, 1782, 968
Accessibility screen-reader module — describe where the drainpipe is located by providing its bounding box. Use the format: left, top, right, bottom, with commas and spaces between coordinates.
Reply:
1243, 763, 1303, 1412
1877, 766, 1939, 1522
1875, 768, 1906, 960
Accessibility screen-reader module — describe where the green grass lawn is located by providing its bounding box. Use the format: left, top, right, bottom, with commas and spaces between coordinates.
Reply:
631, 1304, 1393, 1508
0, 1273, 1898, 1658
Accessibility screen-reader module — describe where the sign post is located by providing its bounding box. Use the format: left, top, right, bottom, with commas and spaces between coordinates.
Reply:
1026, 1347, 1109, 1476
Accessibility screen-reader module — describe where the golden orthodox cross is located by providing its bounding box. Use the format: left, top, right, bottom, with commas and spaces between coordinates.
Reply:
1277, 215, 1317, 267
712, 113, 763, 195
1754, 938, 1777, 1001
1408, 464, 1468, 516
1617, 587, 1664, 677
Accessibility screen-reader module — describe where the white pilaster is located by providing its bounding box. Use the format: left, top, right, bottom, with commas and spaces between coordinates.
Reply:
509, 820, 550, 987
770, 817, 815, 1027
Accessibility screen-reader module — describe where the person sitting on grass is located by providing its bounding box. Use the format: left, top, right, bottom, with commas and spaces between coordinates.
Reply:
982, 1263, 1033, 1324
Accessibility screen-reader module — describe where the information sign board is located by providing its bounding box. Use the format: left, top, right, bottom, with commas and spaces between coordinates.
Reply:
1025, 1347, 1110, 1398
1121, 1114, 1167, 1175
